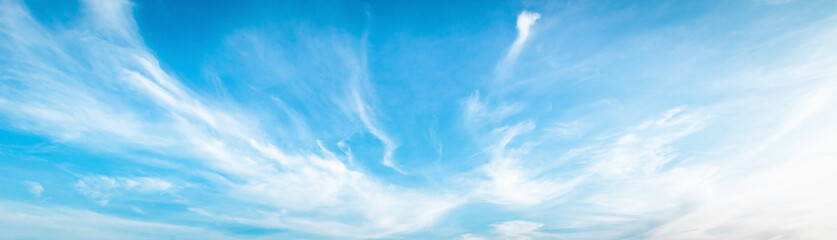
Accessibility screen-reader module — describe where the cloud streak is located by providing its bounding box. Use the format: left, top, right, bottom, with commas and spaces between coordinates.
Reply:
74, 175, 174, 205
0, 200, 238, 240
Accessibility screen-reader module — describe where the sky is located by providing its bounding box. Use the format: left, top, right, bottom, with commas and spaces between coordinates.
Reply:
1, 0, 837, 239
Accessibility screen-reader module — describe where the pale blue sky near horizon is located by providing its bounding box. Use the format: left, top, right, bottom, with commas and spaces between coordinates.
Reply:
2, 0, 837, 239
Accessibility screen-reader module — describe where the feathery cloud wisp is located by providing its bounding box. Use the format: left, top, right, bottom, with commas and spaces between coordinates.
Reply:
497, 11, 541, 79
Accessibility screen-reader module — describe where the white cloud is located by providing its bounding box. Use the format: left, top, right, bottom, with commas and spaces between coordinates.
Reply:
463, 91, 525, 125
454, 233, 487, 240
456, 220, 552, 240
346, 56, 402, 172
493, 220, 544, 238
497, 11, 541, 79
645, 69, 837, 239
6, 0, 836, 238
0, 1, 460, 237
350, 83, 401, 172
82, 0, 138, 42
24, 181, 43, 197
476, 121, 579, 205
591, 106, 705, 176
510, 11, 541, 57
121, 177, 175, 192
74, 175, 175, 205
459, 10, 837, 235
0, 200, 237, 240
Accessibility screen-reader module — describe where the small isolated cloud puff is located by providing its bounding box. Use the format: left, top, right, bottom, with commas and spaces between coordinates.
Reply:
508, 11, 541, 58
498, 10, 541, 79
516, 11, 541, 42
24, 181, 43, 197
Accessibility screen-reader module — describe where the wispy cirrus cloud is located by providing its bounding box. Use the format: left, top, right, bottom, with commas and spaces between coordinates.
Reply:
475, 121, 578, 205
463, 90, 526, 125
346, 60, 402, 172
2, 0, 837, 239
0, 200, 239, 240
0, 0, 458, 238
455, 3, 837, 239
74, 175, 174, 205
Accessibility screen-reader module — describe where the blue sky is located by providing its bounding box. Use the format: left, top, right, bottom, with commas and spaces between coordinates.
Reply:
2, 0, 837, 239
